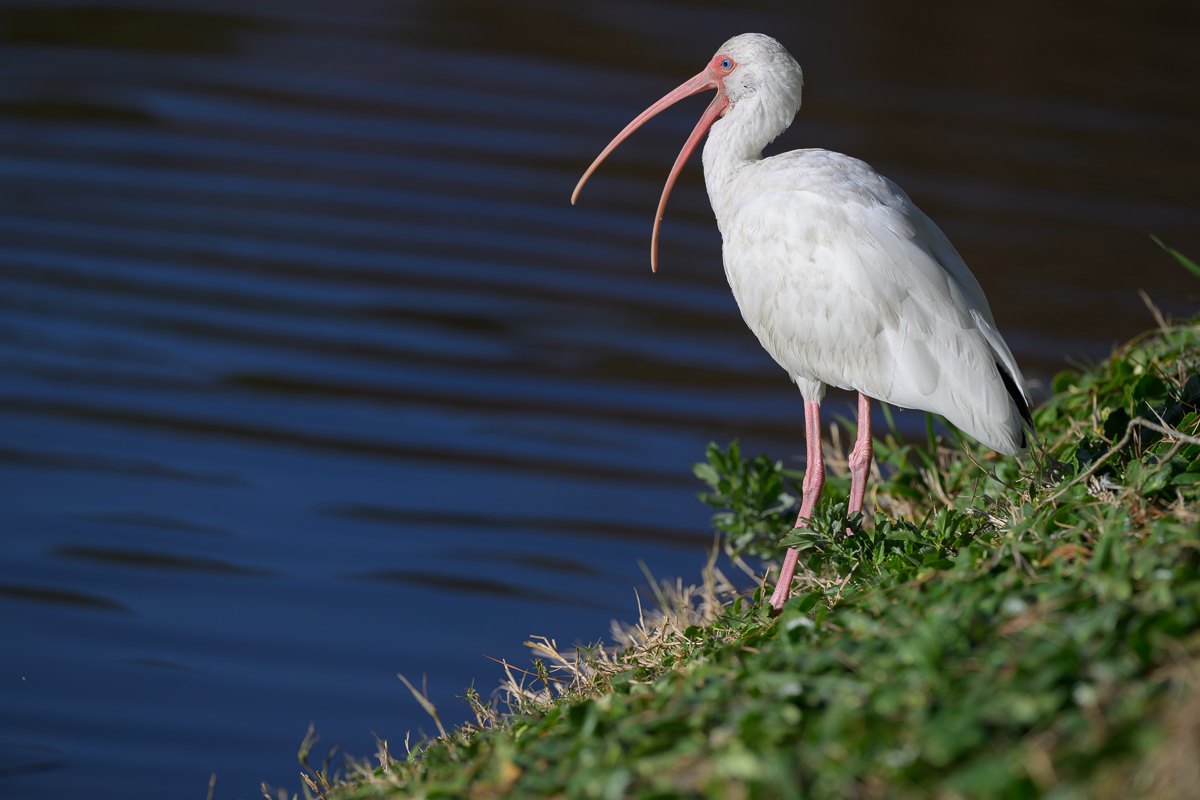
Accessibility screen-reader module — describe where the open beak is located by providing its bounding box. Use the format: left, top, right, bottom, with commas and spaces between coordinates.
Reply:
571, 69, 729, 272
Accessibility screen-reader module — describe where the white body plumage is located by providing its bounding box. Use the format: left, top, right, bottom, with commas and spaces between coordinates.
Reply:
703, 34, 1031, 455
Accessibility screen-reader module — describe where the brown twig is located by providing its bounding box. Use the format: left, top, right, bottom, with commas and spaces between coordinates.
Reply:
1044, 418, 1200, 505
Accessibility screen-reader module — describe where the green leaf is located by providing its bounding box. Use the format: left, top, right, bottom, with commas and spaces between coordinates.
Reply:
1052, 370, 1081, 394
692, 462, 721, 488
1151, 234, 1200, 279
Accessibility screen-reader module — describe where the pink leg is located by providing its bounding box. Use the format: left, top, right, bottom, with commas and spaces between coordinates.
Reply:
847, 393, 873, 518
768, 401, 824, 612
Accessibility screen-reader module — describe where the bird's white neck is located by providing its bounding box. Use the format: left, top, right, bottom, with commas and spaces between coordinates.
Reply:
702, 108, 763, 178
700, 59, 802, 226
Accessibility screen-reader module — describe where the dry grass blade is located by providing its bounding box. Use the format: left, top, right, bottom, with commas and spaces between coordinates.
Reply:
259, 782, 291, 800
298, 722, 332, 799
487, 553, 744, 716
302, 772, 327, 800
1139, 289, 1170, 331
397, 673, 447, 739
370, 732, 391, 772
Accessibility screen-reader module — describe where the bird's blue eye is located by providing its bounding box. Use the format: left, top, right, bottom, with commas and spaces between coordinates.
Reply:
720, 58, 731, 69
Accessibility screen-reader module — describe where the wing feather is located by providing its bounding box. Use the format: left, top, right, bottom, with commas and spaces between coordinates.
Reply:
718, 150, 1032, 455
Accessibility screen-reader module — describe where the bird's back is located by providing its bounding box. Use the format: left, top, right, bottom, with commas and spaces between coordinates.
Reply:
713, 149, 1032, 455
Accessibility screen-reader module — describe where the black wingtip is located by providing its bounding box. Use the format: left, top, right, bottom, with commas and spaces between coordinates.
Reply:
996, 362, 1034, 448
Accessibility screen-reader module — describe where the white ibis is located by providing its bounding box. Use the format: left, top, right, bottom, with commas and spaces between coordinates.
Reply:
572, 33, 1034, 611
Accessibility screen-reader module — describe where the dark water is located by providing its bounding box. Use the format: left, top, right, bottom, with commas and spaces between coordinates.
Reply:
1, 1, 1197, 797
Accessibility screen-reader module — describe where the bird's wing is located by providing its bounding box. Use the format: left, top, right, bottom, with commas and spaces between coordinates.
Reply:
884, 178, 1031, 421
721, 151, 1030, 454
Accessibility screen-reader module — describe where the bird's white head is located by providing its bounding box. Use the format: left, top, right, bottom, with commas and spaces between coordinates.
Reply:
711, 34, 803, 151
571, 33, 803, 272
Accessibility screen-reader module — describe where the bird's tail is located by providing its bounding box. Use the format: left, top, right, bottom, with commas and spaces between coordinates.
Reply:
995, 360, 1036, 453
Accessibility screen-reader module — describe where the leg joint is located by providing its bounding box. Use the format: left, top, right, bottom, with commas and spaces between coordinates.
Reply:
848, 442, 872, 472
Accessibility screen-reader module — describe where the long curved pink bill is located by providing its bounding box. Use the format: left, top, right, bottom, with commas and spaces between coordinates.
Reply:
571, 70, 726, 271
648, 92, 727, 272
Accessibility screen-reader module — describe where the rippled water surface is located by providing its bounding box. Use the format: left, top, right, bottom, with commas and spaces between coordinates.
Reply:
2, 1, 1198, 797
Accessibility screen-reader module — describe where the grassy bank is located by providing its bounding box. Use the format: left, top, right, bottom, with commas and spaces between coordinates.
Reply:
305, 291, 1200, 798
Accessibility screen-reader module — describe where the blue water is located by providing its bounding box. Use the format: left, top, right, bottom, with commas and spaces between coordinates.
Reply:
1, 2, 1197, 798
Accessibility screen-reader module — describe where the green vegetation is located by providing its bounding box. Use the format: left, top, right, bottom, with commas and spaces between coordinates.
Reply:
302, 255, 1200, 800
